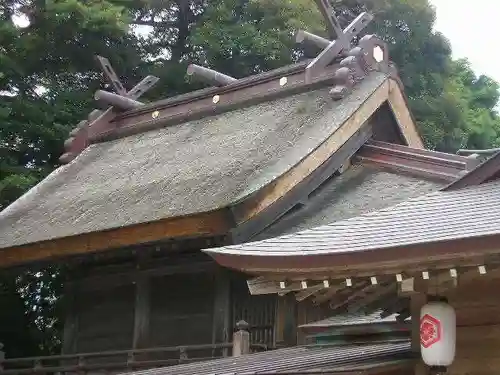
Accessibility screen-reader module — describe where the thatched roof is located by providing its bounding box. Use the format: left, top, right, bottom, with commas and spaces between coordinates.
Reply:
0, 72, 389, 250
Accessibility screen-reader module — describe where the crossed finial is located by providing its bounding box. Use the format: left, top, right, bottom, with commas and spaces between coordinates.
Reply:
59, 57, 160, 164
300, 0, 374, 82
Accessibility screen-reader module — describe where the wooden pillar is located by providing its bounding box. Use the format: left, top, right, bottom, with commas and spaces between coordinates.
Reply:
275, 294, 297, 347
132, 275, 151, 349
297, 301, 308, 345
212, 268, 231, 356
61, 281, 78, 354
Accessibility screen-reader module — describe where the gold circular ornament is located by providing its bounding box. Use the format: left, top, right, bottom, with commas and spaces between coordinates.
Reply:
212, 95, 220, 104
152, 110, 160, 119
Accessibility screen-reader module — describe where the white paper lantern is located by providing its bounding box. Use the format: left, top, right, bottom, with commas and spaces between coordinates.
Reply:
420, 301, 456, 366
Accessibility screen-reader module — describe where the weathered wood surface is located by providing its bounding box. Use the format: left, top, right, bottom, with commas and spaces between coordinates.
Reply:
232, 274, 277, 346
444, 271, 500, 375
0, 343, 248, 375
75, 284, 135, 353
61, 266, 277, 363
132, 275, 150, 349
0, 211, 232, 269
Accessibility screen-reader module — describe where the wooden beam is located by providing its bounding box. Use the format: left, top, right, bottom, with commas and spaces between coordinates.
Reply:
313, 280, 352, 304
398, 278, 416, 297
443, 151, 500, 191
347, 282, 397, 313
61, 282, 78, 355
132, 275, 150, 349
295, 284, 325, 302
247, 277, 307, 295
329, 282, 378, 311
295, 30, 330, 49
387, 79, 424, 148
356, 141, 469, 181
187, 64, 237, 86
212, 268, 231, 356
95, 90, 144, 111
0, 210, 232, 269
78, 261, 216, 292
86, 75, 158, 141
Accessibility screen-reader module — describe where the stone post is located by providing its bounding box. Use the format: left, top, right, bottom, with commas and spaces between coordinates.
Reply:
232, 320, 250, 357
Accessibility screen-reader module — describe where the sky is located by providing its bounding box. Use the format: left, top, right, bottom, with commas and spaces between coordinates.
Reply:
430, 0, 499, 82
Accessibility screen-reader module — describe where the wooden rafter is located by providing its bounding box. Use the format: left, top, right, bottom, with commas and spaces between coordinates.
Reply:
313, 281, 353, 305
244, 264, 496, 316
295, 284, 325, 302
347, 282, 397, 313
399, 265, 496, 297
329, 282, 378, 311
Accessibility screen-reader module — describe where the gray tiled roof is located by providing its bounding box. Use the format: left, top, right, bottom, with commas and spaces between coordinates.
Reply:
0, 72, 389, 249
299, 311, 402, 329
204, 179, 500, 256
256, 164, 443, 240
122, 341, 411, 375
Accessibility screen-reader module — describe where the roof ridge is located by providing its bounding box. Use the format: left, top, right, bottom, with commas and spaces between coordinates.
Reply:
59, 4, 389, 161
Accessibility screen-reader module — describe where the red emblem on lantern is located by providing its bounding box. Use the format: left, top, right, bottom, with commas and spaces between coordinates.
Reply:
420, 314, 441, 348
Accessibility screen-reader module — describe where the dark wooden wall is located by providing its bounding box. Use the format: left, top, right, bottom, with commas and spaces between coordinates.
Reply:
63, 262, 282, 355
231, 273, 277, 346
149, 272, 215, 347
75, 284, 135, 352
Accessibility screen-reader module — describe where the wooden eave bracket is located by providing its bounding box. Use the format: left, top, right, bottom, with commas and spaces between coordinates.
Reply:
398, 265, 492, 297
59, 56, 159, 164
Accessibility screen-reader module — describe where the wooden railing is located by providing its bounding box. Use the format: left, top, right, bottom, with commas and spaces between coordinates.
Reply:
0, 321, 268, 374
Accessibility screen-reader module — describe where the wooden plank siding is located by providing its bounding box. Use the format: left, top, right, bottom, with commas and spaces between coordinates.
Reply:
148, 273, 215, 346
232, 274, 277, 347
64, 267, 282, 358
75, 284, 135, 353
444, 271, 500, 375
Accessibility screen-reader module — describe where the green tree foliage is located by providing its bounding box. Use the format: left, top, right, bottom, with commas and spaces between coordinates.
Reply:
1, 0, 500, 357
0, 0, 139, 357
